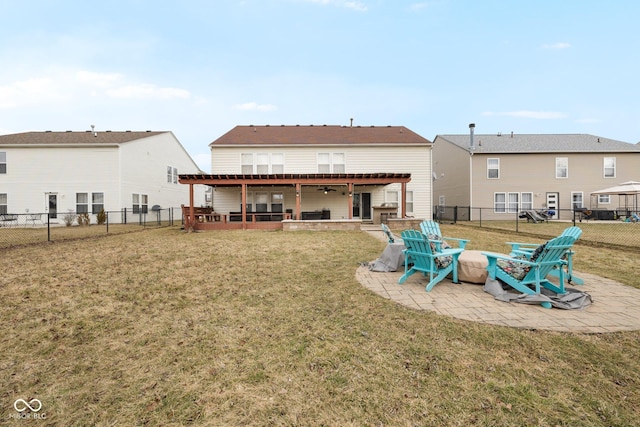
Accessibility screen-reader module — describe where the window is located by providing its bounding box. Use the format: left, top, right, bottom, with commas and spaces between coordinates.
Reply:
571, 192, 583, 209
271, 153, 284, 174
256, 153, 269, 174
438, 195, 445, 215
317, 153, 331, 173
167, 166, 178, 183
598, 194, 610, 204
255, 192, 268, 212
556, 157, 568, 178
241, 153, 253, 174
507, 192, 519, 213
521, 192, 533, 211
0, 152, 6, 174
604, 157, 616, 178
76, 193, 89, 213
92, 193, 104, 214
271, 193, 283, 213
332, 153, 345, 173
494, 193, 506, 213
0, 193, 7, 214
385, 190, 399, 207
132, 194, 148, 214
317, 152, 345, 173
241, 153, 284, 174
487, 158, 500, 179
405, 191, 414, 214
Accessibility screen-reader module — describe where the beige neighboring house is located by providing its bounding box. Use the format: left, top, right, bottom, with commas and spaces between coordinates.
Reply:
432, 128, 640, 221
179, 124, 433, 230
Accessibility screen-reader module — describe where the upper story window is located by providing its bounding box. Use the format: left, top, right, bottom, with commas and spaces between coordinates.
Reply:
167, 166, 178, 183
487, 158, 499, 179
603, 157, 616, 178
317, 152, 345, 173
0, 152, 6, 174
556, 157, 568, 178
241, 153, 284, 174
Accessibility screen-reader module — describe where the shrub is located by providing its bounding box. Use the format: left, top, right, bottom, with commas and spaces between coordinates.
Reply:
96, 209, 107, 225
63, 211, 77, 227
77, 213, 90, 226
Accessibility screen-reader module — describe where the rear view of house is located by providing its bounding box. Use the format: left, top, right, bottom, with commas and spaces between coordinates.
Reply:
0, 130, 204, 223
179, 124, 433, 230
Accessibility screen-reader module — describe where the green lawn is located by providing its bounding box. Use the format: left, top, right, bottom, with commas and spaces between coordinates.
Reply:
1, 227, 639, 426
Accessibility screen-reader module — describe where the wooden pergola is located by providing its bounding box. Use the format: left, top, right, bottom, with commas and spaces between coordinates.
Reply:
178, 173, 411, 231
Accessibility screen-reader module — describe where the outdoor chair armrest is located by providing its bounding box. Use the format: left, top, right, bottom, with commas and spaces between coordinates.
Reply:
506, 242, 540, 252
442, 236, 470, 249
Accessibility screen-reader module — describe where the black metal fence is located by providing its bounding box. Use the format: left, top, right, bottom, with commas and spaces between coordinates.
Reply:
0, 208, 181, 249
434, 205, 640, 251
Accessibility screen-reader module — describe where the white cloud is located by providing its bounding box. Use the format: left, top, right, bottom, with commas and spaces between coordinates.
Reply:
232, 102, 278, 112
105, 84, 191, 100
300, 0, 368, 11
0, 77, 67, 109
542, 42, 571, 49
76, 70, 123, 88
482, 111, 568, 119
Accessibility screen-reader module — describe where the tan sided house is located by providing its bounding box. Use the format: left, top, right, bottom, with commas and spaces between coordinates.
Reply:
432, 126, 640, 221
179, 124, 433, 231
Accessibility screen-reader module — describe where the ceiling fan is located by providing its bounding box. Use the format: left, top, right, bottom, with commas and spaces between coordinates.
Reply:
317, 186, 336, 194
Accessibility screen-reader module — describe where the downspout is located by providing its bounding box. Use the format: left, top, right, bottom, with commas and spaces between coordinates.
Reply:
401, 182, 407, 218
469, 123, 475, 221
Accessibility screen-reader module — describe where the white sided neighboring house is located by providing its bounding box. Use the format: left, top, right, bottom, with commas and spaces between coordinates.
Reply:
0, 130, 206, 224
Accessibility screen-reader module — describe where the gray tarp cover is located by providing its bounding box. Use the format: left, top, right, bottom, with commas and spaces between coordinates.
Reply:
368, 243, 405, 272
484, 278, 593, 310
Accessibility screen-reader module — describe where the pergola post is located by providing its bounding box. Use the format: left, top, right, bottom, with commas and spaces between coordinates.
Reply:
188, 183, 195, 232
295, 183, 301, 220
401, 182, 407, 218
241, 184, 247, 230
347, 183, 354, 219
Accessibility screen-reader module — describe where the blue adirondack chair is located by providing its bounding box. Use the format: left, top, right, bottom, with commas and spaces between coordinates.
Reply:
398, 229, 464, 292
419, 220, 470, 249
506, 226, 583, 285
482, 233, 579, 308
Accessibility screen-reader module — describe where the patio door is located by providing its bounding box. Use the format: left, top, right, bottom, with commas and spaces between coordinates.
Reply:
546, 192, 558, 219
47, 193, 58, 219
353, 192, 371, 220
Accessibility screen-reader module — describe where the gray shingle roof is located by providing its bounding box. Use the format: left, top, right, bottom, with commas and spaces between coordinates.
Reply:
210, 125, 432, 146
436, 133, 640, 153
0, 130, 167, 145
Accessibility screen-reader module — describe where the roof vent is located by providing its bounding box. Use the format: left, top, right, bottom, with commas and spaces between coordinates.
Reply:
126, 130, 131, 132
45, 130, 52, 132
66, 130, 72, 132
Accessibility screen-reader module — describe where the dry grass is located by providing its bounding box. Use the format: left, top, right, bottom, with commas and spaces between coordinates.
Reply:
1, 227, 639, 426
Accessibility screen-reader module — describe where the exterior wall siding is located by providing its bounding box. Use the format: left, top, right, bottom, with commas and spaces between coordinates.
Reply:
210, 144, 433, 220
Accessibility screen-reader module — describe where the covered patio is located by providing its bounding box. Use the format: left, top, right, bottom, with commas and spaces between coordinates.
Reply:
178, 173, 411, 231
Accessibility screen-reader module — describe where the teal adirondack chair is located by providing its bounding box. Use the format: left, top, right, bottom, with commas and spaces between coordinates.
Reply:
381, 223, 397, 244
482, 233, 579, 308
398, 229, 464, 292
507, 226, 583, 285
419, 220, 470, 249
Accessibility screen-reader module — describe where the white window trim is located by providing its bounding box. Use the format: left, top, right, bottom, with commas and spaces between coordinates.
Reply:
603, 157, 616, 179
494, 192, 506, 213
556, 157, 568, 179
487, 158, 500, 179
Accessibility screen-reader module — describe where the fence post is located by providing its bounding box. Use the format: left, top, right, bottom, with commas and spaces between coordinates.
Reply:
453, 206, 458, 223
47, 214, 51, 242
515, 209, 519, 233
106, 211, 109, 233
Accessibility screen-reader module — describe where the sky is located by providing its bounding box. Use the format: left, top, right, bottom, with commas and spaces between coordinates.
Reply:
1, 0, 639, 172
